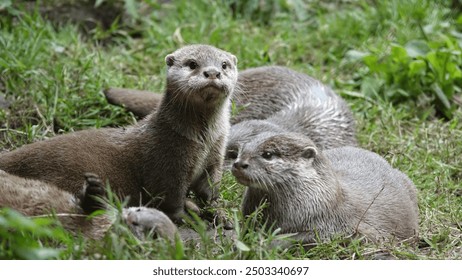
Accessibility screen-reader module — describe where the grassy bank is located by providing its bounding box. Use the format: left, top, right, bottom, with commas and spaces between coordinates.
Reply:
0, 0, 461, 259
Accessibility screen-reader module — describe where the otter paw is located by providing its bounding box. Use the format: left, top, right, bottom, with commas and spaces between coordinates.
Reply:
202, 201, 234, 230
79, 172, 107, 214
213, 208, 234, 230
185, 198, 201, 215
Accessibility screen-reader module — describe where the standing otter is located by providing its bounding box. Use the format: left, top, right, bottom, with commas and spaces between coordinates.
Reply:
0, 44, 238, 223
0, 170, 178, 240
231, 132, 419, 242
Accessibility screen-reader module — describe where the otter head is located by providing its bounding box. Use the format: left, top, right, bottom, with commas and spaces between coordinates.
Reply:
231, 132, 319, 191
164, 44, 238, 107
123, 207, 178, 241
224, 120, 287, 169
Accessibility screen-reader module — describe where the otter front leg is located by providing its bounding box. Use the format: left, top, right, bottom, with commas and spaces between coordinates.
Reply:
190, 146, 224, 205
190, 153, 233, 229
191, 135, 227, 204
191, 170, 232, 229
190, 170, 220, 206
155, 179, 190, 224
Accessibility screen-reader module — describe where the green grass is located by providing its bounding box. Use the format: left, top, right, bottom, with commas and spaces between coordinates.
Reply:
0, 0, 461, 259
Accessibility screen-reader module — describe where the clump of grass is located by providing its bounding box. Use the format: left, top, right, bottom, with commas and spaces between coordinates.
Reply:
0, 208, 72, 259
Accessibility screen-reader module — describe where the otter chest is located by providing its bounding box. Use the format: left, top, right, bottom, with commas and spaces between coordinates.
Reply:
189, 125, 224, 183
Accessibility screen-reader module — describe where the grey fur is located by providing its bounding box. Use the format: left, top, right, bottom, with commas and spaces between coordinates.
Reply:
0, 44, 238, 223
225, 85, 357, 168
232, 132, 419, 242
123, 207, 178, 241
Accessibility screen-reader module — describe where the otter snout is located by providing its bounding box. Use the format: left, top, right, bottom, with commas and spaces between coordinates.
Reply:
233, 159, 249, 170
231, 158, 252, 186
203, 67, 221, 79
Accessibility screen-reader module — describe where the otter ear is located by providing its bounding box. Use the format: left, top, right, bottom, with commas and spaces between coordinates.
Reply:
302, 146, 317, 159
165, 54, 175, 66
230, 55, 238, 66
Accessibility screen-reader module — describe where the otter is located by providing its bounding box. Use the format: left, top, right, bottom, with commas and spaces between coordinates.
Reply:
0, 170, 178, 240
123, 206, 178, 241
224, 91, 356, 168
0, 44, 238, 224
105, 66, 357, 163
231, 132, 419, 242
105, 88, 163, 118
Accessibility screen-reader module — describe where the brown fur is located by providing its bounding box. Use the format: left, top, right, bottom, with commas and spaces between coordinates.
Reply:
0, 170, 178, 240
0, 44, 238, 223
105, 88, 163, 117
0, 170, 113, 239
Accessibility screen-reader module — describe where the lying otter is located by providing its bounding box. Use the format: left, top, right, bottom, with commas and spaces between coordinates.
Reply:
0, 170, 178, 240
231, 132, 419, 243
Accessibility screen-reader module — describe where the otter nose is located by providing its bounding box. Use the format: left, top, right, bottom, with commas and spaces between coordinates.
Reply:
233, 160, 249, 170
203, 68, 221, 79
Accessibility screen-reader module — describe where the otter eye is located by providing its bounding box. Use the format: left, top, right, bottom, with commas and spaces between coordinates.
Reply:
226, 150, 238, 160
222, 62, 228, 70
261, 151, 273, 160
188, 61, 198, 70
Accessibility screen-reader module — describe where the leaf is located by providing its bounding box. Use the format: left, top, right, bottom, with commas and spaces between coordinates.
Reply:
363, 55, 385, 73
391, 44, 408, 62
94, 0, 105, 8
405, 40, 431, 58
174, 236, 185, 260
408, 60, 427, 76
432, 83, 451, 110
344, 49, 370, 61
234, 240, 250, 252
15, 247, 61, 260
360, 76, 384, 98
426, 52, 443, 76
124, 0, 139, 19
446, 62, 462, 80
449, 30, 462, 40
0, 0, 12, 10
